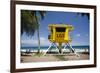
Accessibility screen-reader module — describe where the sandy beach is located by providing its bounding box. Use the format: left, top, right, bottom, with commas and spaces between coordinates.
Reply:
21, 52, 89, 63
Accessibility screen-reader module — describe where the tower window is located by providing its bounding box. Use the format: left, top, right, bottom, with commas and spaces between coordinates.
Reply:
56, 27, 66, 32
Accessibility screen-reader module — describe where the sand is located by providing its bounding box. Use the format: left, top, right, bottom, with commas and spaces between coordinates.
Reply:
21, 53, 89, 63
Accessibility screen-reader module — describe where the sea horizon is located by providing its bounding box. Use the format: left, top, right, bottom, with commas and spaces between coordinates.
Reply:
21, 45, 89, 50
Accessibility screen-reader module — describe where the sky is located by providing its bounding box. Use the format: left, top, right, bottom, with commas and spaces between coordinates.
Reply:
21, 11, 90, 47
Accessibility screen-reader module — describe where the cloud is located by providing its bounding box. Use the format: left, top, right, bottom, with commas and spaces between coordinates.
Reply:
76, 34, 80, 37
21, 37, 50, 46
40, 37, 45, 41
21, 39, 37, 47
40, 37, 50, 46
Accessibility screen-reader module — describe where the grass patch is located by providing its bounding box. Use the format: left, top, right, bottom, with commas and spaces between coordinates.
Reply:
54, 55, 67, 61
32, 52, 44, 57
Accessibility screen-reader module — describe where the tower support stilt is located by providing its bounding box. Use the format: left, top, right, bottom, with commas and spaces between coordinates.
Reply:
44, 42, 60, 55
44, 42, 79, 57
63, 43, 79, 56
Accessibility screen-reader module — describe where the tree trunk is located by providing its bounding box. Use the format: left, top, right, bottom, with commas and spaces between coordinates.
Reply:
58, 43, 62, 54
37, 27, 40, 53
34, 12, 40, 54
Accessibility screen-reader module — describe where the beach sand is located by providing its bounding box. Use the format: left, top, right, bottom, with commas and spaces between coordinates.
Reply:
21, 53, 89, 63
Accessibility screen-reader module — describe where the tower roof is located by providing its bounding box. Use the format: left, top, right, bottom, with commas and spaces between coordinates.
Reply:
48, 24, 74, 30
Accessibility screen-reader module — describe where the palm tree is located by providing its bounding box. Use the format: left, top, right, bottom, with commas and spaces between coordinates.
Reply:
33, 11, 45, 53
77, 13, 89, 19
21, 10, 45, 53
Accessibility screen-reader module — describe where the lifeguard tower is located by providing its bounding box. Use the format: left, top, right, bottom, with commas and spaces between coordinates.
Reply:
44, 24, 78, 55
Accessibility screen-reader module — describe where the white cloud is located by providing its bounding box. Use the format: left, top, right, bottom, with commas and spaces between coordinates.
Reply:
40, 37, 50, 46
76, 34, 80, 37
40, 37, 45, 41
21, 37, 50, 46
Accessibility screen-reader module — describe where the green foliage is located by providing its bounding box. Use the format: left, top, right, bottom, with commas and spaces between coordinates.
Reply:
54, 55, 66, 60
33, 52, 44, 57
21, 10, 45, 53
21, 10, 45, 36
77, 13, 89, 19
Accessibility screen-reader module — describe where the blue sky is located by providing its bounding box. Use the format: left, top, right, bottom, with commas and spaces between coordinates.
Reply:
21, 11, 89, 47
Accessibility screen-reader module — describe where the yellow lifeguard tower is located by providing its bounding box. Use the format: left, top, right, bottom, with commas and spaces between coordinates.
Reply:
48, 24, 73, 43
44, 24, 78, 55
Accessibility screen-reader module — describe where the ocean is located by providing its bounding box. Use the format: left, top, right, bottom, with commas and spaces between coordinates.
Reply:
21, 46, 89, 50
21, 46, 89, 53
